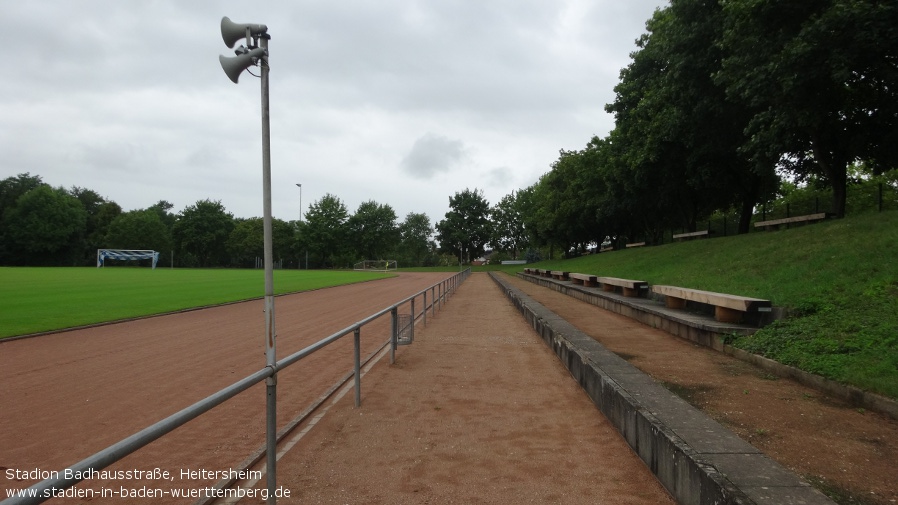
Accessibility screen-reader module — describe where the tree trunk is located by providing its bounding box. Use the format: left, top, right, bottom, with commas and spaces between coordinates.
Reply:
812, 137, 848, 218
738, 197, 755, 234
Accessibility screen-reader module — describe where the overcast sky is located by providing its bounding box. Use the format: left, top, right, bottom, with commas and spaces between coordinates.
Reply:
1, 1, 666, 227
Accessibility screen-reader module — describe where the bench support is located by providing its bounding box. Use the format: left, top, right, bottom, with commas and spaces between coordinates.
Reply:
665, 296, 686, 310
715, 306, 744, 324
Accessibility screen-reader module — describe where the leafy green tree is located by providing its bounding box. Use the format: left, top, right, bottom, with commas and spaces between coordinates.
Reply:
226, 217, 295, 267
304, 193, 349, 268
716, 0, 898, 218
347, 201, 399, 261
604, 2, 776, 237
148, 200, 177, 232
397, 212, 434, 266
172, 199, 235, 267
436, 188, 491, 263
490, 191, 527, 259
105, 209, 171, 256
71, 187, 122, 265
534, 142, 609, 256
0, 173, 46, 263
3, 185, 87, 265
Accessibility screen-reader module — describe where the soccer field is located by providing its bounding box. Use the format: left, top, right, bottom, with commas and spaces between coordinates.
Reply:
0, 267, 393, 339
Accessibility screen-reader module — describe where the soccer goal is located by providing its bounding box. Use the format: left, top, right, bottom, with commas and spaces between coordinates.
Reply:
97, 249, 160, 269
353, 259, 398, 272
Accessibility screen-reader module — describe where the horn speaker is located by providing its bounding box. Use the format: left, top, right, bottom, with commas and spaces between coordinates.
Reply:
219, 47, 266, 83
221, 16, 268, 48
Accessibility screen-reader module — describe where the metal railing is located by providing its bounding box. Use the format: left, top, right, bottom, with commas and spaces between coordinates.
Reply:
2, 269, 471, 505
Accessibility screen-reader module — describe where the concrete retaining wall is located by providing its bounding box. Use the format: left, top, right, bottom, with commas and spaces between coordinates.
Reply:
490, 272, 834, 505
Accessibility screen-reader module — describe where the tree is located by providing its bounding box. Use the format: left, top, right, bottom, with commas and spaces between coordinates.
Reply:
0, 173, 46, 264
148, 200, 177, 232
226, 217, 295, 267
2, 185, 87, 265
172, 199, 235, 267
716, 0, 898, 218
304, 193, 349, 268
347, 201, 399, 261
604, 1, 780, 237
397, 212, 433, 266
490, 191, 527, 259
436, 188, 491, 263
71, 186, 122, 265
105, 209, 171, 255
535, 143, 610, 255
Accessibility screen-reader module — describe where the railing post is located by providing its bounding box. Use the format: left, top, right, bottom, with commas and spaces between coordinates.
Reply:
410, 297, 416, 341
423, 291, 427, 326
431, 286, 435, 317
354, 328, 361, 407
390, 307, 398, 364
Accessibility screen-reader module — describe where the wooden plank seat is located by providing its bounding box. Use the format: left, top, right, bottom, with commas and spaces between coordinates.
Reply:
569, 273, 598, 287
625, 242, 646, 248
672, 230, 709, 240
523, 268, 535, 275
597, 276, 648, 297
754, 212, 827, 230
537, 269, 553, 277
651, 285, 772, 324
551, 270, 570, 280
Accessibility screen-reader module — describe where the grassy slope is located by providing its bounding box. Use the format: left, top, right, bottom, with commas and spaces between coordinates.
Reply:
492, 211, 898, 399
0, 269, 392, 338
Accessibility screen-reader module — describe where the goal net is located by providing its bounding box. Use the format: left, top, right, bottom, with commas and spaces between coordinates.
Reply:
97, 249, 160, 269
353, 259, 398, 272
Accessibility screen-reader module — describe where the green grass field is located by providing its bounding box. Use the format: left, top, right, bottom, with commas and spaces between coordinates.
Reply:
483, 211, 898, 399
0, 268, 393, 338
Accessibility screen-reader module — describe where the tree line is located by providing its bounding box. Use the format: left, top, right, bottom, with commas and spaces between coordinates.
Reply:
497, 0, 897, 256
0, 173, 447, 268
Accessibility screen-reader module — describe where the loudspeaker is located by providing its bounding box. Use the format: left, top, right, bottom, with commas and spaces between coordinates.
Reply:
219, 47, 266, 83
221, 16, 268, 48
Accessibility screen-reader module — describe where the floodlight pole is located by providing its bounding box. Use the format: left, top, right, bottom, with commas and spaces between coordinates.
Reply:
295, 183, 302, 222
259, 33, 278, 505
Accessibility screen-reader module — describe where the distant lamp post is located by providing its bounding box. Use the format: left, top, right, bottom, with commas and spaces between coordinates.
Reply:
218, 16, 278, 505
295, 183, 302, 222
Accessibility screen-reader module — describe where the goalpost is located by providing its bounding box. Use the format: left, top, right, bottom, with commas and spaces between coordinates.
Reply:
97, 249, 160, 270
353, 259, 398, 272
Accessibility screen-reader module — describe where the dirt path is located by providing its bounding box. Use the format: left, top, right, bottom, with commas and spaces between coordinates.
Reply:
502, 273, 898, 505
0, 273, 448, 503
234, 272, 674, 505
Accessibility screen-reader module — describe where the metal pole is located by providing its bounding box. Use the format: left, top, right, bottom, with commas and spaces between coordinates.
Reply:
296, 183, 302, 222
354, 328, 361, 407
390, 308, 398, 364
423, 291, 427, 326
259, 34, 278, 505
410, 297, 416, 341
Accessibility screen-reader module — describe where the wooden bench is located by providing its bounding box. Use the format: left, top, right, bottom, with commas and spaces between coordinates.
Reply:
550, 270, 570, 280
523, 268, 535, 275
569, 273, 598, 287
625, 242, 646, 248
754, 212, 827, 230
651, 285, 772, 324
538, 269, 553, 278
672, 230, 709, 240
597, 277, 649, 297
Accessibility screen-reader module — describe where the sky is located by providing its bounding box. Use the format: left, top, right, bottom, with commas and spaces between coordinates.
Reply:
1, 1, 667, 227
